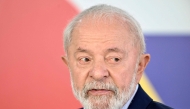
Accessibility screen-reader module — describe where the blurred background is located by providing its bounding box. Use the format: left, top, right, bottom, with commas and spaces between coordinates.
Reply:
0, 0, 190, 109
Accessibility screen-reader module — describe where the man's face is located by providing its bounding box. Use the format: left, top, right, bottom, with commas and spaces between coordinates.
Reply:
63, 18, 149, 109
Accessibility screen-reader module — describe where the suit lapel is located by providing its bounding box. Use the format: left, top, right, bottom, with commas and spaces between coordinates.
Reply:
128, 85, 152, 109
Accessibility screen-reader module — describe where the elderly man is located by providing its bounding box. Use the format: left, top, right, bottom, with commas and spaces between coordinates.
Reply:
62, 4, 172, 109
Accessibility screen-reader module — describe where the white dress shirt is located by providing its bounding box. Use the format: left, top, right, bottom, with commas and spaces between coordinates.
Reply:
122, 85, 139, 109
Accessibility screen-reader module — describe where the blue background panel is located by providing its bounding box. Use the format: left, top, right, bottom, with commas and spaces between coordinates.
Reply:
145, 35, 190, 109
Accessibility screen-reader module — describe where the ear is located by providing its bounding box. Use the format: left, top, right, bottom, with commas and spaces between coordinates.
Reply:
61, 56, 68, 66
136, 54, 150, 83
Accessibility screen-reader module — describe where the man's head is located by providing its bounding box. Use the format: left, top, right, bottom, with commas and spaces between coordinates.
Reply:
62, 4, 150, 109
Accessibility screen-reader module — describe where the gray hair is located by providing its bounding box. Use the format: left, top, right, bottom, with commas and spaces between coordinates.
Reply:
63, 4, 146, 54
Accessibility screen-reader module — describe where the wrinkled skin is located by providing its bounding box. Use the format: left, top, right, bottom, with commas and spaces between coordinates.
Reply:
62, 18, 150, 108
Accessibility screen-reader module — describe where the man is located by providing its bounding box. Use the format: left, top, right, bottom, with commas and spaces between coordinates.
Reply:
62, 4, 172, 109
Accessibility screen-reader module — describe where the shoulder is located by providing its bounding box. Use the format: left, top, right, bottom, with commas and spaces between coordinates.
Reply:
147, 101, 173, 109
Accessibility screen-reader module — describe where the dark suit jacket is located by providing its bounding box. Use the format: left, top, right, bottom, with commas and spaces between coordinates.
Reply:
128, 85, 172, 109
80, 85, 173, 109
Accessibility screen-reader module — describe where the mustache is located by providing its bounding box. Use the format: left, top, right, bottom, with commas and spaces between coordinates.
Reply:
82, 81, 118, 95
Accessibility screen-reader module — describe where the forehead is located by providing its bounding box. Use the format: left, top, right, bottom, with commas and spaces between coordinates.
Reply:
67, 16, 137, 55
72, 17, 132, 42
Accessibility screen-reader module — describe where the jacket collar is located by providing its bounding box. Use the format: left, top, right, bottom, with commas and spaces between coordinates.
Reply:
128, 84, 152, 109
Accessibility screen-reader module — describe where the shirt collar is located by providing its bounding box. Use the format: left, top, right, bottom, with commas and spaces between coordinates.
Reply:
122, 84, 139, 109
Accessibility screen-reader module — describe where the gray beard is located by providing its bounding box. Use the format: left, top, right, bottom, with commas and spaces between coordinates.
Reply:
70, 73, 137, 109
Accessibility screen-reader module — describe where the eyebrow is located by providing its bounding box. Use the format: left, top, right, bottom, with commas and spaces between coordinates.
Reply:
106, 47, 125, 54
75, 47, 92, 54
76, 47, 87, 52
74, 47, 125, 55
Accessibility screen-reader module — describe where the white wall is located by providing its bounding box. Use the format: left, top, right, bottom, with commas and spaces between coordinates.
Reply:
69, 0, 190, 35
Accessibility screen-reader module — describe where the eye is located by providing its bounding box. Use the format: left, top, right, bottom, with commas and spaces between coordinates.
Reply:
113, 58, 120, 62
107, 57, 121, 64
78, 57, 91, 65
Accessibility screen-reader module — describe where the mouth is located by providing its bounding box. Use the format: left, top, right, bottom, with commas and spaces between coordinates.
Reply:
88, 89, 113, 96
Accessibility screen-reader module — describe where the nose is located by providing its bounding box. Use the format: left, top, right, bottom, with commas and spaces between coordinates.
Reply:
89, 60, 109, 81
